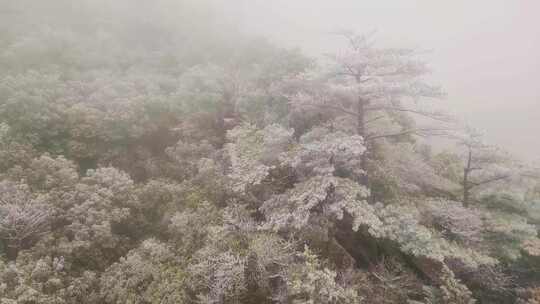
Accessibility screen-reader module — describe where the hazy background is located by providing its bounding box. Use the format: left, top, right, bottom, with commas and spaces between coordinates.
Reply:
226, 0, 539, 162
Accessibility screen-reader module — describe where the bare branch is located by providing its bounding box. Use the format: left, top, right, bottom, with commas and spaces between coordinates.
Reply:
366, 127, 451, 141
365, 105, 452, 122
365, 115, 385, 125
468, 175, 511, 188
293, 102, 359, 117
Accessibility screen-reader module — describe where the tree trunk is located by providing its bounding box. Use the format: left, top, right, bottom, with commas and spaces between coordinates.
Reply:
356, 94, 370, 189
463, 185, 470, 208
244, 252, 267, 303
268, 265, 288, 304
5, 240, 20, 260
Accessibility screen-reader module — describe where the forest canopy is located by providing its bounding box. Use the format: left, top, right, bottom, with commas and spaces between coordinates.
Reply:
1, 1, 540, 303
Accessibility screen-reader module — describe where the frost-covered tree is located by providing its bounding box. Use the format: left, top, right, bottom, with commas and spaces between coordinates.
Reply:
288, 246, 361, 304
289, 31, 447, 187
0, 181, 50, 259
454, 128, 519, 207
370, 140, 459, 201
259, 126, 377, 235
176, 44, 310, 147
0, 1, 539, 303
99, 239, 186, 304
421, 199, 483, 245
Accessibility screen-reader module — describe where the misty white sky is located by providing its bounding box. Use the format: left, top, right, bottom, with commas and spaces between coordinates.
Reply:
226, 0, 540, 162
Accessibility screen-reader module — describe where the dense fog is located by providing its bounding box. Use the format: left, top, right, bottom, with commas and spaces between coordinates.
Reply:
0, 1, 539, 303
233, 0, 540, 162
